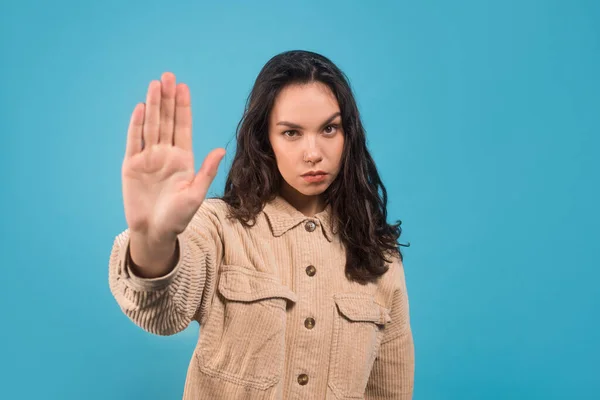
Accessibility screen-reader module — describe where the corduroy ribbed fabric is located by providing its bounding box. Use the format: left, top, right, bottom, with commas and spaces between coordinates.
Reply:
108, 195, 414, 399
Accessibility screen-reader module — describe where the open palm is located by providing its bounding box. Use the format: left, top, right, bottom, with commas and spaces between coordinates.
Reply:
122, 72, 225, 244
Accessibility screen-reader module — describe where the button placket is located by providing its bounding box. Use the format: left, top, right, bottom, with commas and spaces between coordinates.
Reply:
297, 222, 318, 391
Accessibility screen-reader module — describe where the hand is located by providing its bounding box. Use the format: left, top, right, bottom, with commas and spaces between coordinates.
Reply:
121, 72, 226, 245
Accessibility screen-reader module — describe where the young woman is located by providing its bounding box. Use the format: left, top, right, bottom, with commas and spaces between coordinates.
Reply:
109, 50, 414, 399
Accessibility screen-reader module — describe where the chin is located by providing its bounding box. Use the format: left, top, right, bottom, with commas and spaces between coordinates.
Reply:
296, 182, 331, 196
283, 180, 329, 197
298, 187, 327, 197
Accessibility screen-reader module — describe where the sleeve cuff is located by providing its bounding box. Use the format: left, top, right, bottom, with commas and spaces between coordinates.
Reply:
119, 233, 187, 291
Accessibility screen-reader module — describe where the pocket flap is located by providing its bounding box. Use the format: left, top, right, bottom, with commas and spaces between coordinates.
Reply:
333, 293, 391, 325
218, 265, 298, 303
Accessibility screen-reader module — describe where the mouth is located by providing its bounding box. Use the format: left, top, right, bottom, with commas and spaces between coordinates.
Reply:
301, 170, 327, 177
301, 171, 328, 183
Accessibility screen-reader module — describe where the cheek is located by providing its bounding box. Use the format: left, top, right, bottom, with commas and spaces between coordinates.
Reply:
271, 141, 286, 164
273, 146, 294, 175
277, 157, 290, 172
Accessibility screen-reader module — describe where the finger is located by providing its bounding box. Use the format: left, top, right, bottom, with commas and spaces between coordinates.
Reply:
174, 83, 192, 151
159, 72, 177, 145
191, 148, 226, 199
125, 103, 145, 158
142, 80, 161, 147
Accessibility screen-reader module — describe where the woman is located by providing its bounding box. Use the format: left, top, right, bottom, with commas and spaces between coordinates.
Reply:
109, 50, 414, 399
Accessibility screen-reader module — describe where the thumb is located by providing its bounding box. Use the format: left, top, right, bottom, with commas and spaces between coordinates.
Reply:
191, 148, 227, 200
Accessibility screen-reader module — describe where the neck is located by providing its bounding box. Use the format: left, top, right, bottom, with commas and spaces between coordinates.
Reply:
279, 184, 326, 217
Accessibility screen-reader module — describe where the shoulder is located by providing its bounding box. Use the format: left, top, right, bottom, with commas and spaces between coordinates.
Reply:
389, 255, 409, 295
377, 254, 409, 304
189, 198, 229, 232
199, 197, 229, 216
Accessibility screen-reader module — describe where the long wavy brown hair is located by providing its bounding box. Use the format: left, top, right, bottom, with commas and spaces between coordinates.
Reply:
218, 50, 407, 284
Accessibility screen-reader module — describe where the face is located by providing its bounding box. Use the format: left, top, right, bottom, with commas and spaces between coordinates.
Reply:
268, 82, 345, 204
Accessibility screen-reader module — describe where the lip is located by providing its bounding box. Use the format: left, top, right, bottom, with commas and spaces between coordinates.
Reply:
301, 172, 328, 183
301, 170, 327, 177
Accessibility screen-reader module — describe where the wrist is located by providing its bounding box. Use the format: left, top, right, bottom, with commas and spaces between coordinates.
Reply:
128, 231, 179, 277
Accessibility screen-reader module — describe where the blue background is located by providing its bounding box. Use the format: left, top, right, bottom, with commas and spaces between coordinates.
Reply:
1, 0, 598, 399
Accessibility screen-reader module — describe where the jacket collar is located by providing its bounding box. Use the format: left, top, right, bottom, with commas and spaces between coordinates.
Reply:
262, 195, 336, 242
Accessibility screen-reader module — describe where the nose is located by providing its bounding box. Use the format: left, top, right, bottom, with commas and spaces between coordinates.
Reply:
303, 138, 323, 164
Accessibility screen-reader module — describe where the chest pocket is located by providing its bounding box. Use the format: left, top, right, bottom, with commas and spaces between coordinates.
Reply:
196, 265, 297, 390
328, 293, 391, 399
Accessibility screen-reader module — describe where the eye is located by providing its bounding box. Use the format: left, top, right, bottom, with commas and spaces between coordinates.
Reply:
324, 124, 339, 135
283, 130, 299, 137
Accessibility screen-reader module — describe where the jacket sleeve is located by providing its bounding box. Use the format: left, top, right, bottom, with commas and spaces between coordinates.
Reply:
107, 200, 223, 336
365, 260, 415, 399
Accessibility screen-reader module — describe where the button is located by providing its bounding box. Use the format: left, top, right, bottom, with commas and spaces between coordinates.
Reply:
306, 265, 316, 276
304, 317, 315, 329
304, 221, 317, 232
298, 374, 309, 385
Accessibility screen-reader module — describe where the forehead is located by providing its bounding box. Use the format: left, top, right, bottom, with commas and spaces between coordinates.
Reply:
270, 82, 340, 121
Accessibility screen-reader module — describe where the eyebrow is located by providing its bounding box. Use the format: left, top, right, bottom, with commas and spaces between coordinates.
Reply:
276, 112, 341, 130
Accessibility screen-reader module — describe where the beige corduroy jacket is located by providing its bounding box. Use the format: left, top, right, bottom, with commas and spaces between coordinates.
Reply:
108, 195, 414, 399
